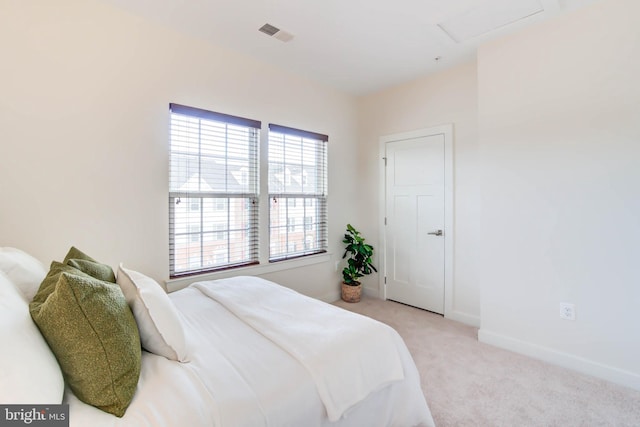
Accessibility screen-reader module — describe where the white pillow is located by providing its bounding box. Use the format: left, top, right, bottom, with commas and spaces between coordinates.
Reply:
0, 271, 65, 403
0, 247, 48, 302
116, 264, 189, 362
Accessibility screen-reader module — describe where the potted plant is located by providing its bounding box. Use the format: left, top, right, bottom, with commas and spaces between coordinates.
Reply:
341, 224, 377, 303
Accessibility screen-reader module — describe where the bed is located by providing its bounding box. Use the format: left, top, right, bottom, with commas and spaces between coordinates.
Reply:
0, 247, 435, 427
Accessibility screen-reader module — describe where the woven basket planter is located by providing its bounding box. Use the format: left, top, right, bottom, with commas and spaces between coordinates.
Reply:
341, 282, 362, 303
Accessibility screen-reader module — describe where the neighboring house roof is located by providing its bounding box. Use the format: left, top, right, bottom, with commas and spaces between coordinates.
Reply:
172, 154, 322, 195
171, 155, 246, 193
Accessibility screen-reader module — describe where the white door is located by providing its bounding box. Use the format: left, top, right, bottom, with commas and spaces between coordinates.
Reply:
383, 130, 448, 314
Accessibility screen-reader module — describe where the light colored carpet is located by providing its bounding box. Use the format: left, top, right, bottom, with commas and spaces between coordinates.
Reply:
334, 296, 640, 427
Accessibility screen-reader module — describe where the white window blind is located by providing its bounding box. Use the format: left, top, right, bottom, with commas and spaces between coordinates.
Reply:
268, 124, 328, 261
169, 103, 260, 277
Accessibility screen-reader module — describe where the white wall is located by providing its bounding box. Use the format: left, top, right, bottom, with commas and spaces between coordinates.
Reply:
357, 61, 480, 326
477, 0, 640, 389
4, 0, 638, 391
0, 0, 358, 301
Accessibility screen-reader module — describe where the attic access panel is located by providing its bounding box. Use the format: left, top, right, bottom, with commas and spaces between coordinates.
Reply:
438, 0, 544, 43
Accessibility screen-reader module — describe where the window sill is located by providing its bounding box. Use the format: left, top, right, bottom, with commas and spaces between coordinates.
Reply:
165, 252, 331, 293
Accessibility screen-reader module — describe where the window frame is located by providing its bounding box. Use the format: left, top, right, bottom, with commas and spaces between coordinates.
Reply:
168, 103, 261, 278
267, 124, 328, 262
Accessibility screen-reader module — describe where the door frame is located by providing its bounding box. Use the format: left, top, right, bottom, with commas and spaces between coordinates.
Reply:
378, 124, 454, 317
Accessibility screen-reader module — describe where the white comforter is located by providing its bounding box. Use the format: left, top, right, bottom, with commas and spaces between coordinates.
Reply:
67, 277, 435, 427
192, 276, 404, 422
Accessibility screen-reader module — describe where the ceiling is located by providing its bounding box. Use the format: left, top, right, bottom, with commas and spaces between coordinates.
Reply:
97, 0, 599, 95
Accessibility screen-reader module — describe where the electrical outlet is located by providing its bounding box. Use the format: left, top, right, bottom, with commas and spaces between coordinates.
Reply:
334, 261, 340, 272
559, 302, 575, 321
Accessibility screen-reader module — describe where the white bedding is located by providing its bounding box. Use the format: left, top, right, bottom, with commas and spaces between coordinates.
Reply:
67, 277, 435, 427
192, 276, 404, 422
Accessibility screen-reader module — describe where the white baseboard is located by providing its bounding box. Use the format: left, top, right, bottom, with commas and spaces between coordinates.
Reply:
324, 286, 378, 303
319, 290, 341, 303
478, 329, 640, 392
446, 310, 480, 328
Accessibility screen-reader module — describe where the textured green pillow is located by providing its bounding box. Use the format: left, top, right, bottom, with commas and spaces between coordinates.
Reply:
34, 261, 89, 298
30, 269, 141, 417
63, 247, 116, 283
62, 246, 95, 263
66, 258, 116, 283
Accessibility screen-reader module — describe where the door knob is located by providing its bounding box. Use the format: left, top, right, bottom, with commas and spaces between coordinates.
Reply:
428, 229, 443, 236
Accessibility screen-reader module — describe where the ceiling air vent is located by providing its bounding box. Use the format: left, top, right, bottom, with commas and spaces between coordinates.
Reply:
259, 23, 280, 36
258, 23, 294, 43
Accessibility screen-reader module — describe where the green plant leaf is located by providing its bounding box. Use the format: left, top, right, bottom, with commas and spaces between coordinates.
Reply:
341, 224, 377, 284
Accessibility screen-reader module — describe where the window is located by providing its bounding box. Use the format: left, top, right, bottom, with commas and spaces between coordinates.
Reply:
215, 199, 227, 211
169, 103, 260, 277
189, 223, 201, 242
268, 124, 328, 261
213, 224, 226, 241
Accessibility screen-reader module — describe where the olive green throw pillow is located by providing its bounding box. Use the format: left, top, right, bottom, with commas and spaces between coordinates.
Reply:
62, 246, 95, 264
63, 246, 116, 283
30, 270, 141, 417
66, 258, 116, 283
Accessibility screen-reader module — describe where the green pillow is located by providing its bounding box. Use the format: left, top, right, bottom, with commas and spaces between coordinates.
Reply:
34, 261, 89, 299
66, 258, 116, 283
30, 269, 141, 417
62, 246, 96, 263
62, 246, 115, 283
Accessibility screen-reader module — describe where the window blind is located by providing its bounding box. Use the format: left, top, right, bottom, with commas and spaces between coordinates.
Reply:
268, 124, 328, 261
169, 103, 260, 277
